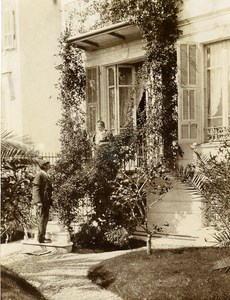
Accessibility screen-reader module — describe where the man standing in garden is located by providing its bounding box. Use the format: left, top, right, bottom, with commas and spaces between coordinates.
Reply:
33, 160, 53, 243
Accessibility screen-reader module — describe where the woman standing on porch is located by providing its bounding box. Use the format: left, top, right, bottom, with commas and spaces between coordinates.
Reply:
93, 120, 113, 147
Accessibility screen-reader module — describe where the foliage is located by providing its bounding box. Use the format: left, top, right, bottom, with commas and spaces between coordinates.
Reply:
184, 143, 230, 246
54, 0, 181, 249
73, 221, 131, 249
72, 221, 104, 248
104, 226, 129, 248
1, 131, 40, 242
52, 28, 92, 228
111, 164, 172, 237
1, 131, 39, 162
1, 158, 35, 242
98, 0, 182, 168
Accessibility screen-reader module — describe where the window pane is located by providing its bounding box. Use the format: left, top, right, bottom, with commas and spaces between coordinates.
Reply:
2, 0, 16, 50
119, 87, 131, 128
109, 88, 115, 129
208, 68, 222, 119
181, 125, 189, 139
118, 67, 132, 85
182, 90, 189, 120
180, 44, 188, 85
190, 124, 197, 139
189, 45, 196, 85
208, 118, 222, 127
209, 43, 222, 67
189, 90, 195, 119
108, 68, 114, 86
87, 68, 97, 103
89, 106, 96, 133
207, 46, 211, 68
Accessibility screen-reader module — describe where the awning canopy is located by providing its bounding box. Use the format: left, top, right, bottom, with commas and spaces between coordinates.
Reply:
67, 21, 142, 51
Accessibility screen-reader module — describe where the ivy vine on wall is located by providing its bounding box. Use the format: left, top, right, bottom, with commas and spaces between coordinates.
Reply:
53, 0, 183, 244
97, 0, 182, 166
63, 0, 183, 167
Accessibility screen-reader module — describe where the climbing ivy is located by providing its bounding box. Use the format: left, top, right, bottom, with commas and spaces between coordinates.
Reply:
99, 0, 182, 167
53, 0, 183, 245
59, 0, 182, 168
52, 28, 92, 227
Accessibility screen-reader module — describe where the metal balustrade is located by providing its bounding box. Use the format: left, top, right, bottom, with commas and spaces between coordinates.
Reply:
206, 127, 230, 142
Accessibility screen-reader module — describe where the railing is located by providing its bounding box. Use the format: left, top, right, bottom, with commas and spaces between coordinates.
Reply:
206, 127, 230, 142
41, 152, 58, 165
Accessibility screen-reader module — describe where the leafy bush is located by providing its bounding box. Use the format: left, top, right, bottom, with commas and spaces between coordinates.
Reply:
72, 221, 103, 248
104, 226, 129, 248
1, 159, 35, 242
189, 143, 230, 246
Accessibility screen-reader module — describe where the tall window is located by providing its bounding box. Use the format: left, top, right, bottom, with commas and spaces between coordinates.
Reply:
107, 65, 134, 134
178, 44, 198, 140
206, 41, 230, 133
86, 67, 99, 135
2, 0, 16, 50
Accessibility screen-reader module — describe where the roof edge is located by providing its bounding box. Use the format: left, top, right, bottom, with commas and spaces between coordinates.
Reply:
67, 21, 132, 44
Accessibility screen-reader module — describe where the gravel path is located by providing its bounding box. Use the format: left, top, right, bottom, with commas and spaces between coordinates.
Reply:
1, 243, 131, 300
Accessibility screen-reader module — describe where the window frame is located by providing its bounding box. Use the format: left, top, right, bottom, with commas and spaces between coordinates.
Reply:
177, 43, 199, 142
107, 64, 135, 135
2, 0, 16, 51
204, 40, 230, 142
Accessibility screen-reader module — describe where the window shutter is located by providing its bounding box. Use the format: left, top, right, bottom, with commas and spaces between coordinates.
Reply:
178, 44, 199, 141
3, 0, 16, 50
86, 67, 99, 135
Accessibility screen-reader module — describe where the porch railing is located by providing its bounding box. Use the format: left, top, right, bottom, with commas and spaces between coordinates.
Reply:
41, 152, 58, 165
206, 126, 230, 142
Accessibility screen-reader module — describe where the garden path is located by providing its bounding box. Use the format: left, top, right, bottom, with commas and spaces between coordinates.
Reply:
1, 241, 131, 300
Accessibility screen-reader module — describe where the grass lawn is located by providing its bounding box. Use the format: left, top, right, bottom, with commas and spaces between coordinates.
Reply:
88, 247, 230, 300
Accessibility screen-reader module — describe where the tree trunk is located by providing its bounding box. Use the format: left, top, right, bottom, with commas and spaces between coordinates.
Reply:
146, 234, 152, 255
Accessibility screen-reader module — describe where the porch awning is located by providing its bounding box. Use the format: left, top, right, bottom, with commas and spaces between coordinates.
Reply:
67, 21, 142, 51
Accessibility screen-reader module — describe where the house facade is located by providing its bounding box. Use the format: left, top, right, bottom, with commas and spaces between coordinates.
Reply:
67, 1, 230, 240
1, 0, 62, 153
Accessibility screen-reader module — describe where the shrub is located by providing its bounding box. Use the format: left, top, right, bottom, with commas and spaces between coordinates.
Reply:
1, 159, 35, 242
104, 226, 129, 248
190, 143, 230, 246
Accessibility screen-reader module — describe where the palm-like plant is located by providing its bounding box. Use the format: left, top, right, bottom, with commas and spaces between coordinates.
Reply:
179, 144, 230, 272
1, 131, 39, 161
1, 131, 40, 242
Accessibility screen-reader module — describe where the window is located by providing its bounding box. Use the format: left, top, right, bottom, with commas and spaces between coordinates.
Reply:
178, 44, 198, 140
2, 0, 16, 50
107, 65, 135, 134
1, 72, 16, 131
206, 40, 230, 141
2, 72, 15, 101
86, 67, 99, 135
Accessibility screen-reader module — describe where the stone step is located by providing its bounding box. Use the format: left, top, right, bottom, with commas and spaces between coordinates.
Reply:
46, 231, 71, 244
21, 240, 73, 254
46, 221, 66, 233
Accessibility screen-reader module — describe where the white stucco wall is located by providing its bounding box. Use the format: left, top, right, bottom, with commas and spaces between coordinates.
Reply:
2, 0, 62, 153
179, 0, 230, 20
18, 0, 62, 153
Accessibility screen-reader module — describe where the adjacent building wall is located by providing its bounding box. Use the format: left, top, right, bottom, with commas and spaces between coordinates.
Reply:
2, 0, 62, 153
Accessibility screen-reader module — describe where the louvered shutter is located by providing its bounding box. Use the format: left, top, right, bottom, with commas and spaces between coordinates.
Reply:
3, 0, 16, 50
178, 44, 199, 140
86, 67, 99, 135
